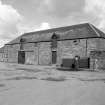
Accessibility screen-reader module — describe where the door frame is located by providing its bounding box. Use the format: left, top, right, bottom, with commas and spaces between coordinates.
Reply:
18, 51, 25, 64
52, 51, 57, 64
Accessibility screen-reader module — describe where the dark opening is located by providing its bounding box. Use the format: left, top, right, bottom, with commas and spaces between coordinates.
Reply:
51, 33, 58, 39
52, 51, 57, 64
18, 51, 25, 64
79, 57, 90, 68
61, 57, 90, 69
72, 64, 75, 69
51, 33, 58, 49
61, 58, 74, 68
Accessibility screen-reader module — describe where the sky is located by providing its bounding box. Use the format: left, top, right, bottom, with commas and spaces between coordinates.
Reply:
0, 0, 105, 47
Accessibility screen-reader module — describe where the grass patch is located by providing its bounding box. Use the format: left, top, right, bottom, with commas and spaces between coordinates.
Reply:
7, 76, 37, 80
16, 68, 42, 73
41, 76, 66, 82
78, 78, 105, 82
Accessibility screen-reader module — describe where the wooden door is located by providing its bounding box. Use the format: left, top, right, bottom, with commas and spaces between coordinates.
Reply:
18, 51, 25, 64
52, 51, 57, 64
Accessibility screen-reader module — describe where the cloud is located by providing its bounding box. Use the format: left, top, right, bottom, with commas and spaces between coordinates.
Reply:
38, 22, 50, 30
2, 0, 86, 31
0, 0, 22, 47
38, 0, 85, 18
1, 0, 105, 48
0, 39, 9, 48
84, 0, 105, 30
37, 0, 105, 31
17, 22, 50, 34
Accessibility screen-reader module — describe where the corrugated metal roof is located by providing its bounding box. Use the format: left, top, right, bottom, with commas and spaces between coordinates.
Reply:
6, 23, 105, 45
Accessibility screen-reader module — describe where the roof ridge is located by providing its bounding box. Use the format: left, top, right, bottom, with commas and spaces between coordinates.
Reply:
88, 23, 100, 37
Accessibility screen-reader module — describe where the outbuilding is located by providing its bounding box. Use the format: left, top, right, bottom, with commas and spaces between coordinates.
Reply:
1, 23, 105, 70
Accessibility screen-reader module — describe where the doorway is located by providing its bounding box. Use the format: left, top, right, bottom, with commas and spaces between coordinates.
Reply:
52, 51, 57, 64
18, 51, 25, 64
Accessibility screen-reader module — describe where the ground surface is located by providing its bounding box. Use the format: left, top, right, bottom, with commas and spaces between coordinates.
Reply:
0, 62, 105, 105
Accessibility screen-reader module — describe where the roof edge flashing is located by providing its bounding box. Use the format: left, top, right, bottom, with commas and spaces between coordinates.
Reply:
88, 23, 100, 37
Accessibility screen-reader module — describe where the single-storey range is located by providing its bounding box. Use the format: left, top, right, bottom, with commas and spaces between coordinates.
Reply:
1, 23, 105, 69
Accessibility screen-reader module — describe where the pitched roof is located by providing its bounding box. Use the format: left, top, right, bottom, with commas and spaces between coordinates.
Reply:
6, 23, 105, 45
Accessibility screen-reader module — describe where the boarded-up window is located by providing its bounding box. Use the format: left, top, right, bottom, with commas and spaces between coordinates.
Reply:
20, 38, 25, 50
51, 40, 57, 48
51, 33, 58, 48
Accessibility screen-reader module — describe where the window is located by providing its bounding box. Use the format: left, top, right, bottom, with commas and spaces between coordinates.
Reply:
20, 38, 25, 50
20, 38, 25, 43
51, 33, 59, 49
51, 40, 57, 48
73, 39, 80, 45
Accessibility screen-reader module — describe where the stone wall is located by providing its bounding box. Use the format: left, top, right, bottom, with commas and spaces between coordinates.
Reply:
90, 51, 105, 70
87, 38, 105, 70
57, 38, 105, 67
3, 37, 105, 69
57, 39, 87, 65
7, 44, 20, 63
25, 51, 34, 64
87, 38, 105, 56
39, 42, 51, 65
96, 38, 105, 50
23, 43, 38, 65
87, 38, 97, 56
0, 53, 4, 62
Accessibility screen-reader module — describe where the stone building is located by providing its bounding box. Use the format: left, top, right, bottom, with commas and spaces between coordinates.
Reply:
1, 23, 105, 69
0, 47, 4, 62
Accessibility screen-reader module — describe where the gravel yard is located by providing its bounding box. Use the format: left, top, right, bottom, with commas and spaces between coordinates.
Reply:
0, 62, 105, 105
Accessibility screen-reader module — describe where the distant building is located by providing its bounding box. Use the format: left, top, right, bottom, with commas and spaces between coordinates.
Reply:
1, 23, 105, 69
0, 47, 7, 62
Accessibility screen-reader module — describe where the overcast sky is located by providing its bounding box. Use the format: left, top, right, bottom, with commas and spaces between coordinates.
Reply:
0, 0, 105, 47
